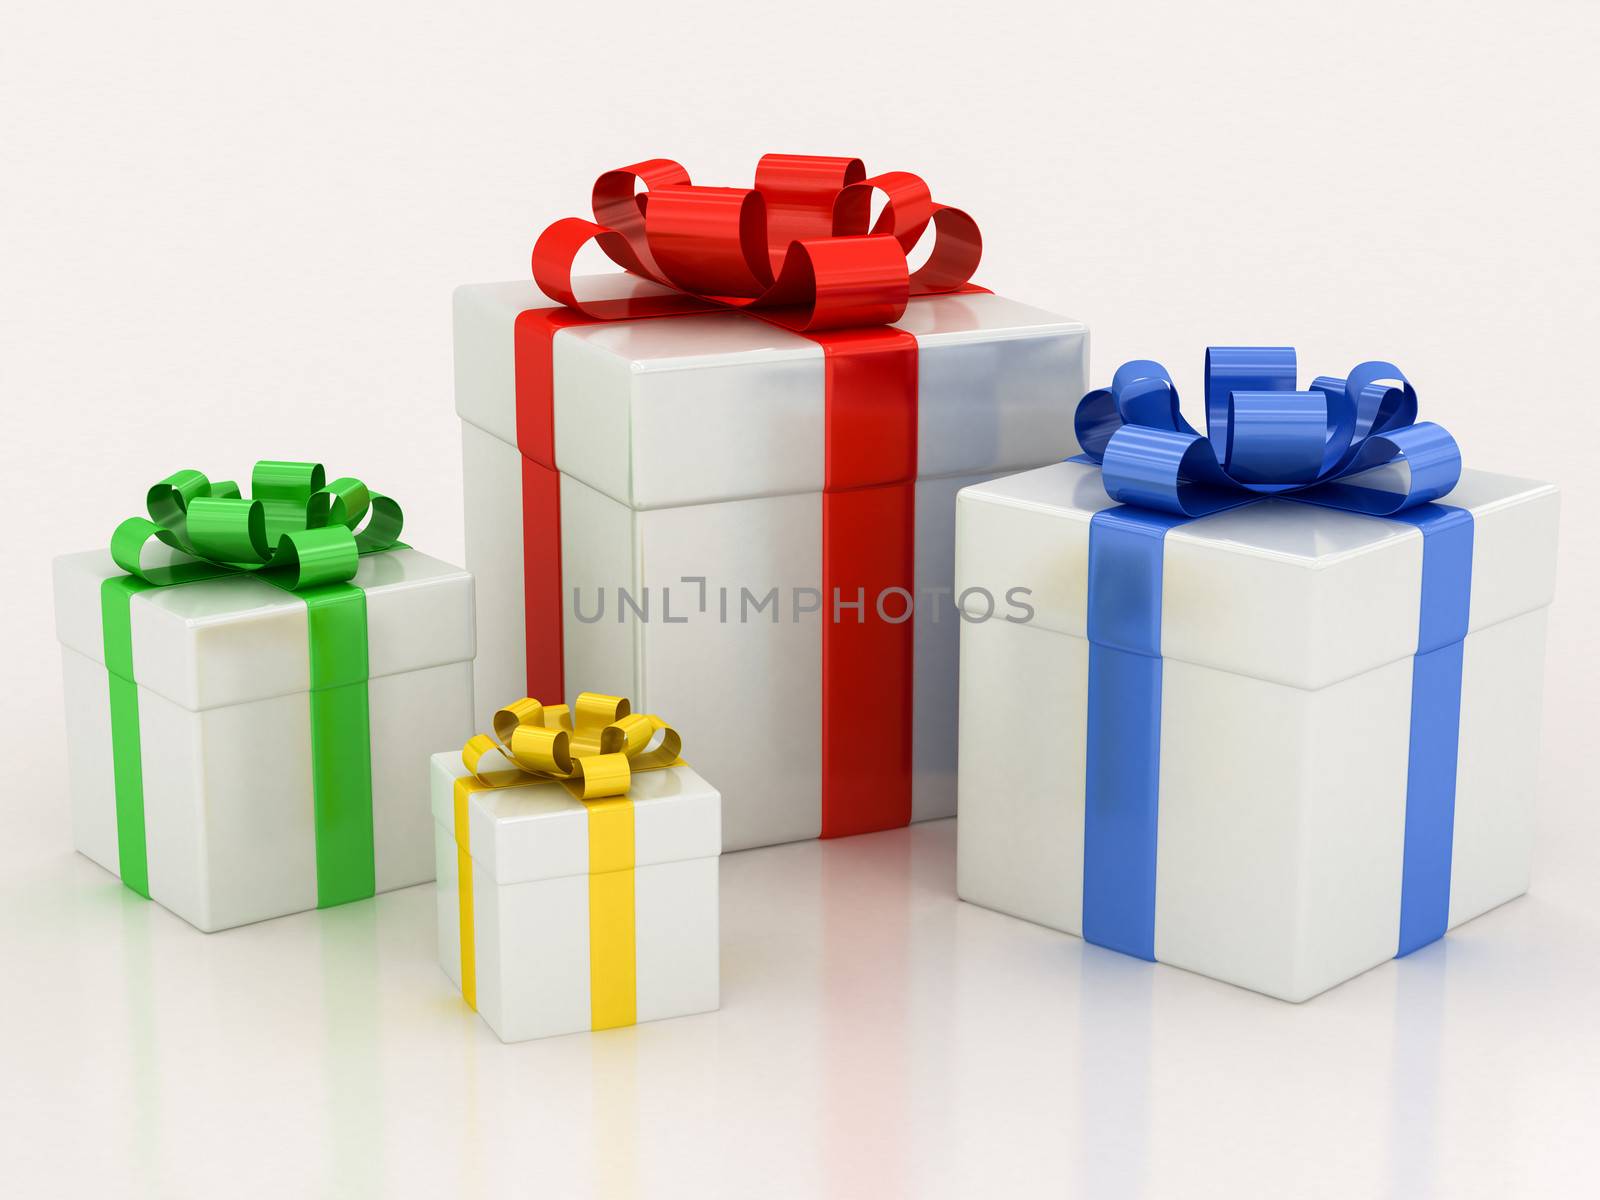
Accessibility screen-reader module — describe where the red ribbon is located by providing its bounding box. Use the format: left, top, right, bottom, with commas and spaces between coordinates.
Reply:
531, 154, 982, 330
519, 155, 982, 839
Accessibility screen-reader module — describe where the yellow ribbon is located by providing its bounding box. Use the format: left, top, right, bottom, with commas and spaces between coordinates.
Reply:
452, 693, 683, 1031
462, 692, 682, 799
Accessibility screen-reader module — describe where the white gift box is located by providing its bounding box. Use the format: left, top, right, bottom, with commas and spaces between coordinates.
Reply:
431, 753, 720, 1042
54, 547, 476, 932
954, 461, 1559, 1002
454, 275, 1087, 849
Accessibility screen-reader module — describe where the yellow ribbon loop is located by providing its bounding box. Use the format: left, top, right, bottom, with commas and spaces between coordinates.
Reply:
461, 692, 683, 801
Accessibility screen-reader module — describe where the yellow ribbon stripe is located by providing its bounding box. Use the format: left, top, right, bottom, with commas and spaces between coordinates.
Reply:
451, 773, 492, 1010
454, 693, 683, 1031
586, 797, 637, 1030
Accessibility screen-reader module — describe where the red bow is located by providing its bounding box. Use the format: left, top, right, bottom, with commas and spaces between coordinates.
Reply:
531, 155, 982, 332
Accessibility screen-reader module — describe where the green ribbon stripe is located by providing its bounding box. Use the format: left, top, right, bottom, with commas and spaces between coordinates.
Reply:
101, 575, 156, 899
300, 581, 375, 906
101, 460, 403, 911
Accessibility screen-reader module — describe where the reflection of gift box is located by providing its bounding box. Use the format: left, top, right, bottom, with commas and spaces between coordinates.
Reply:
454, 155, 1086, 850
53, 463, 476, 932
433, 694, 720, 1042
954, 353, 1560, 1001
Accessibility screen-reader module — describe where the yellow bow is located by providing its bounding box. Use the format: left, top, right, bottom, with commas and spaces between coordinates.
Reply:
461, 692, 682, 800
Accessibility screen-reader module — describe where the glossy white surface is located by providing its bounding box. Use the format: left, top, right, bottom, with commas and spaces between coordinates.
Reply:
1449, 608, 1547, 927
138, 683, 320, 931
954, 614, 1420, 1002
369, 663, 477, 893
955, 459, 1432, 687
450, 275, 682, 453
7, 815, 1596, 1197
431, 755, 721, 1042
460, 419, 530, 724
956, 617, 1088, 934
1155, 654, 1415, 1000
954, 464, 1559, 1000
60, 646, 120, 874
559, 471, 644, 705
952, 456, 1114, 637
557, 312, 826, 509
1164, 502, 1423, 689
910, 472, 991, 823
457, 288, 1087, 849
53, 548, 477, 931
454, 279, 1089, 510
429, 756, 722, 883
628, 486, 824, 849
54, 547, 478, 705
1450, 471, 1561, 632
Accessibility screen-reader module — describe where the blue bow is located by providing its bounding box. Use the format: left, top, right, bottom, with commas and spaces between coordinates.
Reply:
1074, 347, 1462, 517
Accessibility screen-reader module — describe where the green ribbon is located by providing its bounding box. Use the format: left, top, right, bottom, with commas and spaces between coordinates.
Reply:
102, 461, 404, 909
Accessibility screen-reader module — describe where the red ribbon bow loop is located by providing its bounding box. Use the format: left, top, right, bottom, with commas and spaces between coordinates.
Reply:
531, 155, 982, 332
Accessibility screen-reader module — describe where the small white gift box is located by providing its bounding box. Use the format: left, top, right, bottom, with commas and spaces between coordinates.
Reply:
432, 746, 720, 1042
454, 274, 1085, 850
54, 545, 475, 932
954, 459, 1558, 1001
432, 691, 720, 1049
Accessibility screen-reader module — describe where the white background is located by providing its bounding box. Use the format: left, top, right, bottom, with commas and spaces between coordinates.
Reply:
4, 2, 1598, 1196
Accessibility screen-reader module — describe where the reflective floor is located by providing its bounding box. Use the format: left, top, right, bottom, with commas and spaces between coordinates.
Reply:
4, 816, 1595, 1198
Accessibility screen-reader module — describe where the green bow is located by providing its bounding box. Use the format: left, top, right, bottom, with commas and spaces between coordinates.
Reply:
110, 460, 403, 589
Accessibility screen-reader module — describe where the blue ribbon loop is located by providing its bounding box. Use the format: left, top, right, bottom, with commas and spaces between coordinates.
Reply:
1076, 347, 1473, 970
1074, 348, 1462, 517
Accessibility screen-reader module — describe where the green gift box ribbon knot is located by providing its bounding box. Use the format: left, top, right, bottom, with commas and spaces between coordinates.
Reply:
103, 460, 404, 910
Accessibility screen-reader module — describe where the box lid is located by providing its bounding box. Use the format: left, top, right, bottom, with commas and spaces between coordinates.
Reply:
453, 276, 1088, 510
54, 546, 475, 711
955, 462, 1559, 691
430, 752, 721, 884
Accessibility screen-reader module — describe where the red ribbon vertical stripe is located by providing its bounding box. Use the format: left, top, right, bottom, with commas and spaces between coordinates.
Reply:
512, 306, 607, 706
812, 327, 919, 837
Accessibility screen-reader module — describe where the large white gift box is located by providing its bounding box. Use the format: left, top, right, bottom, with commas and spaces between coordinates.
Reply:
55, 545, 476, 932
432, 748, 720, 1043
455, 275, 1086, 850
955, 457, 1559, 1002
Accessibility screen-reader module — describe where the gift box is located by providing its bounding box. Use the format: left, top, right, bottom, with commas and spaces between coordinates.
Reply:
54, 462, 476, 932
433, 693, 720, 1042
954, 352, 1560, 1001
454, 155, 1086, 849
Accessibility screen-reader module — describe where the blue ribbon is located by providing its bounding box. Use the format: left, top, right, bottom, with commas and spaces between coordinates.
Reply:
1075, 348, 1461, 517
1075, 348, 1472, 962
